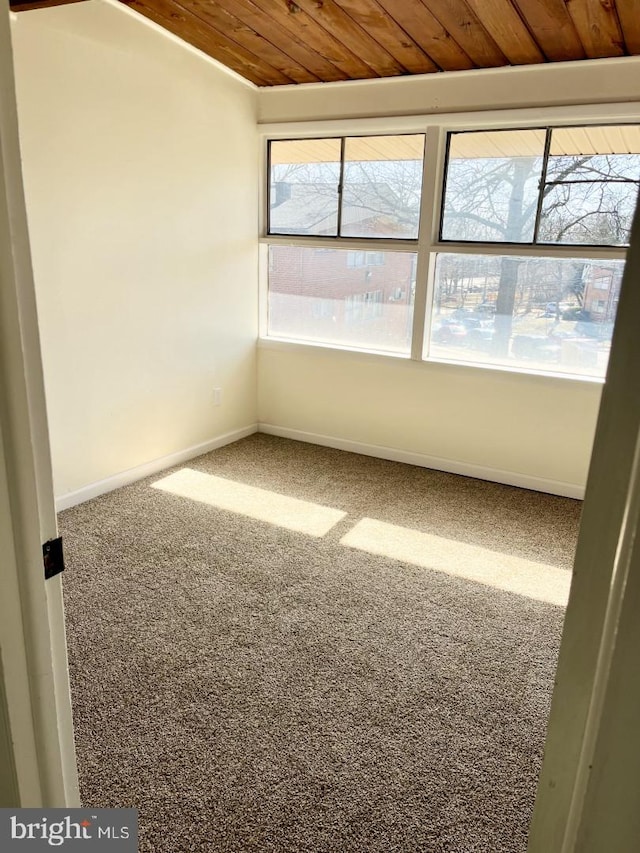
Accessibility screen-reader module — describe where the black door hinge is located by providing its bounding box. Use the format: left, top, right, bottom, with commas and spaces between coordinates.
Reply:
43, 537, 65, 580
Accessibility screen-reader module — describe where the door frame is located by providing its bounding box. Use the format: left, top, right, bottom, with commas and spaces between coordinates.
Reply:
0, 4, 79, 807
528, 192, 640, 849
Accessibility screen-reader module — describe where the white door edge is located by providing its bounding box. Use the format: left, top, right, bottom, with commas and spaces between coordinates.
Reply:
528, 198, 640, 849
0, 4, 79, 808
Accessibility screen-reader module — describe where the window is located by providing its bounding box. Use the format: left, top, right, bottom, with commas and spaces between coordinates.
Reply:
264, 123, 640, 379
440, 126, 640, 247
269, 138, 341, 236
540, 127, 640, 246
341, 136, 424, 239
347, 251, 385, 268
430, 254, 624, 376
441, 129, 545, 243
434, 124, 639, 377
268, 246, 416, 354
269, 135, 425, 239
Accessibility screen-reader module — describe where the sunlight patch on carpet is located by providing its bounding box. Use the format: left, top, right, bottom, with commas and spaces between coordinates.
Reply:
341, 517, 571, 606
152, 468, 347, 536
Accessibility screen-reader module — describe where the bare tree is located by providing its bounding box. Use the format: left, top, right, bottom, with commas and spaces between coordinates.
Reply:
442, 148, 639, 355
271, 143, 639, 357
270, 157, 422, 237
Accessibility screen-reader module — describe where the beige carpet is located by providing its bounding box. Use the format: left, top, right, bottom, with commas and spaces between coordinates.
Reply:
59, 434, 581, 853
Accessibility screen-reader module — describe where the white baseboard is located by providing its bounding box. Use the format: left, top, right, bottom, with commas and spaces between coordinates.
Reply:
55, 425, 258, 512
56, 421, 585, 510
258, 423, 585, 500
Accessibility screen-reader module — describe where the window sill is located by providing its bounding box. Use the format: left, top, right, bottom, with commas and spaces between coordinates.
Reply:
258, 335, 411, 361
258, 336, 606, 385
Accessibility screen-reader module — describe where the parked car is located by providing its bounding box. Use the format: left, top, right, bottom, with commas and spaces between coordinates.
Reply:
512, 334, 562, 362
433, 315, 495, 351
465, 327, 494, 352
432, 319, 468, 345
450, 308, 481, 328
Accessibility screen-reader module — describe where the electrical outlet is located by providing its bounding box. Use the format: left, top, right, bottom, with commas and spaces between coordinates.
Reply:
213, 388, 222, 406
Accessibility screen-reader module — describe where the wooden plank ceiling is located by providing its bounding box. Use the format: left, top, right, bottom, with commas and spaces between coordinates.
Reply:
9, 0, 640, 87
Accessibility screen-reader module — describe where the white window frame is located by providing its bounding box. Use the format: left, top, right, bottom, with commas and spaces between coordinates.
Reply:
259, 103, 640, 382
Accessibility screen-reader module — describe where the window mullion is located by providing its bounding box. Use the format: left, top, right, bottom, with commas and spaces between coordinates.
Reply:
411, 125, 443, 361
261, 235, 419, 252
545, 179, 640, 186
430, 241, 627, 261
533, 127, 552, 243
336, 137, 346, 237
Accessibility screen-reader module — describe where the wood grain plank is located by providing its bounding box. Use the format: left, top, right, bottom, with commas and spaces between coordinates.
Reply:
615, 0, 640, 52
177, 0, 319, 83
511, 0, 586, 60
565, 0, 625, 58
331, 0, 439, 73
248, 0, 379, 78
10, 0, 85, 11
123, 0, 293, 85
375, 0, 474, 70
463, 0, 546, 64
293, 0, 407, 76
211, 0, 350, 81
420, 0, 508, 66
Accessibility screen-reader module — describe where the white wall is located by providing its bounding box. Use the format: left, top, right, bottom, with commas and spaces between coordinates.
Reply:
258, 344, 600, 496
10, 0, 259, 503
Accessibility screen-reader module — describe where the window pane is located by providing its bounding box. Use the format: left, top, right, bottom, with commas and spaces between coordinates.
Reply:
268, 246, 416, 354
546, 154, 640, 182
547, 125, 640, 181
269, 139, 341, 236
539, 125, 640, 246
429, 253, 623, 378
341, 135, 425, 239
441, 130, 545, 243
538, 181, 639, 245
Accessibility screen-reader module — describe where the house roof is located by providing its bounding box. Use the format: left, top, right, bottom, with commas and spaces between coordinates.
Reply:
9, 0, 640, 88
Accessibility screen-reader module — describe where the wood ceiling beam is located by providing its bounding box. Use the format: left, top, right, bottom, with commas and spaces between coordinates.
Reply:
9, 0, 85, 11
10, 0, 640, 87
419, 0, 509, 67
292, 0, 407, 77
247, 0, 378, 79
211, 0, 350, 82
565, 0, 625, 59
331, 0, 439, 74
511, 0, 586, 60
463, 0, 546, 65
124, 0, 292, 85
374, 0, 474, 70
173, 0, 319, 83
615, 0, 640, 53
